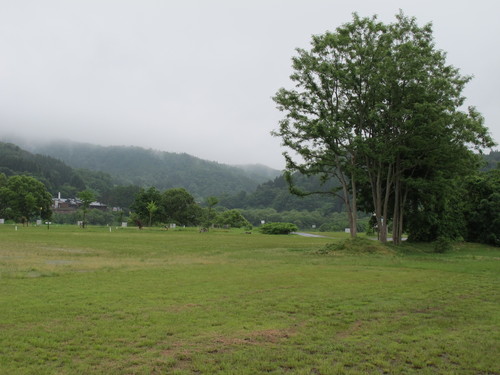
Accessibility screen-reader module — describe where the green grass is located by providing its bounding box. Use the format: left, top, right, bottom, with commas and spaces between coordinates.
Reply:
0, 224, 499, 374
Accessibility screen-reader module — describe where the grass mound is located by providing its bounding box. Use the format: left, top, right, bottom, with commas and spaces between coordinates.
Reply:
317, 237, 395, 255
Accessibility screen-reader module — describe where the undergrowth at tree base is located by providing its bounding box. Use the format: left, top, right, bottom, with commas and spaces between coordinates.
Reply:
317, 237, 395, 255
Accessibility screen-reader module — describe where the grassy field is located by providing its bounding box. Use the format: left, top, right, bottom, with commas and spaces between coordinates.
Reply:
0, 224, 499, 374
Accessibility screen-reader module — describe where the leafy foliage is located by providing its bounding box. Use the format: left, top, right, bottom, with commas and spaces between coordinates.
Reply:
77, 190, 96, 228
318, 238, 394, 255
463, 169, 500, 246
0, 174, 53, 222
0, 142, 86, 195
259, 222, 298, 235
162, 188, 202, 226
219, 173, 344, 213
214, 209, 251, 229
272, 12, 495, 244
482, 150, 500, 171
130, 187, 163, 225
0, 141, 118, 200
131, 187, 202, 226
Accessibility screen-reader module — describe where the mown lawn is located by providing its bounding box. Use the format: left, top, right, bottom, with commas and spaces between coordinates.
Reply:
0, 225, 499, 374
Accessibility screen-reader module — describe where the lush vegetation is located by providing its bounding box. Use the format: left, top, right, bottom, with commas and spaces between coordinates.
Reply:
0, 225, 498, 374
22, 141, 281, 197
0, 174, 53, 222
273, 13, 495, 244
0, 142, 87, 196
259, 222, 298, 235
1, 140, 498, 239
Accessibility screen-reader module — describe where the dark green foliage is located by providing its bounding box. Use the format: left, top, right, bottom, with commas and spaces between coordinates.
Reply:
0, 142, 85, 194
77, 190, 96, 228
406, 177, 467, 242
74, 169, 113, 199
215, 209, 251, 228
318, 212, 369, 233
481, 150, 500, 171
101, 185, 142, 209
26, 141, 279, 197
162, 188, 202, 226
259, 222, 298, 235
433, 237, 454, 253
130, 187, 163, 225
318, 238, 392, 255
272, 12, 494, 244
463, 169, 500, 246
0, 175, 53, 222
219, 173, 344, 213
52, 209, 118, 226
131, 187, 202, 226
0, 142, 119, 201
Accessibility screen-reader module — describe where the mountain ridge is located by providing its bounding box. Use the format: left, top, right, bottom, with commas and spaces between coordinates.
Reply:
7, 139, 281, 198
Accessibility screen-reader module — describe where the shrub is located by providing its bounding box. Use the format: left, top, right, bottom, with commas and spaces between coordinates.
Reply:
259, 222, 298, 235
319, 223, 333, 232
433, 236, 453, 253
317, 238, 394, 255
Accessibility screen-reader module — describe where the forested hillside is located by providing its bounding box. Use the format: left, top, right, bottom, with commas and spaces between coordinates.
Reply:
0, 142, 87, 195
483, 150, 500, 170
24, 141, 280, 197
219, 173, 345, 213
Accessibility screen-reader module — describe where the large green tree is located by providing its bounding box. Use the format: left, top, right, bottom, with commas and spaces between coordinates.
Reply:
0, 175, 52, 223
462, 169, 500, 246
130, 187, 163, 226
162, 188, 202, 226
273, 12, 494, 244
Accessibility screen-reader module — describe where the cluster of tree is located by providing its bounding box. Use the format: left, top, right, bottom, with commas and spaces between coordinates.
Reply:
52, 209, 124, 226
219, 173, 344, 213
272, 12, 495, 244
130, 187, 251, 229
235, 207, 366, 231
0, 174, 53, 223
0, 142, 147, 209
463, 169, 500, 245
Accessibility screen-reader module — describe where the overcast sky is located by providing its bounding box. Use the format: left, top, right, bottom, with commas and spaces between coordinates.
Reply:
1, 0, 499, 169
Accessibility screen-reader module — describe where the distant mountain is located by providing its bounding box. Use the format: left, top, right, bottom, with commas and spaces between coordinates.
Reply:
234, 164, 283, 181
22, 140, 281, 198
0, 141, 87, 195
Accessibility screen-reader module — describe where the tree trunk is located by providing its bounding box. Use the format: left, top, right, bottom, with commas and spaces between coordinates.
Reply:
349, 172, 358, 238
381, 165, 393, 243
392, 162, 401, 245
336, 163, 357, 239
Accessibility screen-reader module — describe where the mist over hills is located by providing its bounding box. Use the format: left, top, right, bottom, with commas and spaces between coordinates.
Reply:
3, 138, 281, 198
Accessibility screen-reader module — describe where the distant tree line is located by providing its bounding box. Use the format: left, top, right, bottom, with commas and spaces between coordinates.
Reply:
1, 139, 499, 245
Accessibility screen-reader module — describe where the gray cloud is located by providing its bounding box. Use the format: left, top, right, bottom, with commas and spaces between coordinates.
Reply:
1, 0, 498, 169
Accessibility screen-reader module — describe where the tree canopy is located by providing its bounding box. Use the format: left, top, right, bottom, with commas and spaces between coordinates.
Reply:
0, 174, 53, 223
273, 12, 495, 244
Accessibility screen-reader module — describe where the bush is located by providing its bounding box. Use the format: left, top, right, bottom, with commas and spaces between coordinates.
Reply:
433, 236, 453, 253
319, 223, 333, 232
215, 209, 251, 228
317, 238, 394, 255
259, 222, 298, 235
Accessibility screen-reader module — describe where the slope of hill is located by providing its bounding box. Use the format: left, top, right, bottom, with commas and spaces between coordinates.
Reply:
0, 142, 87, 194
23, 141, 281, 197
